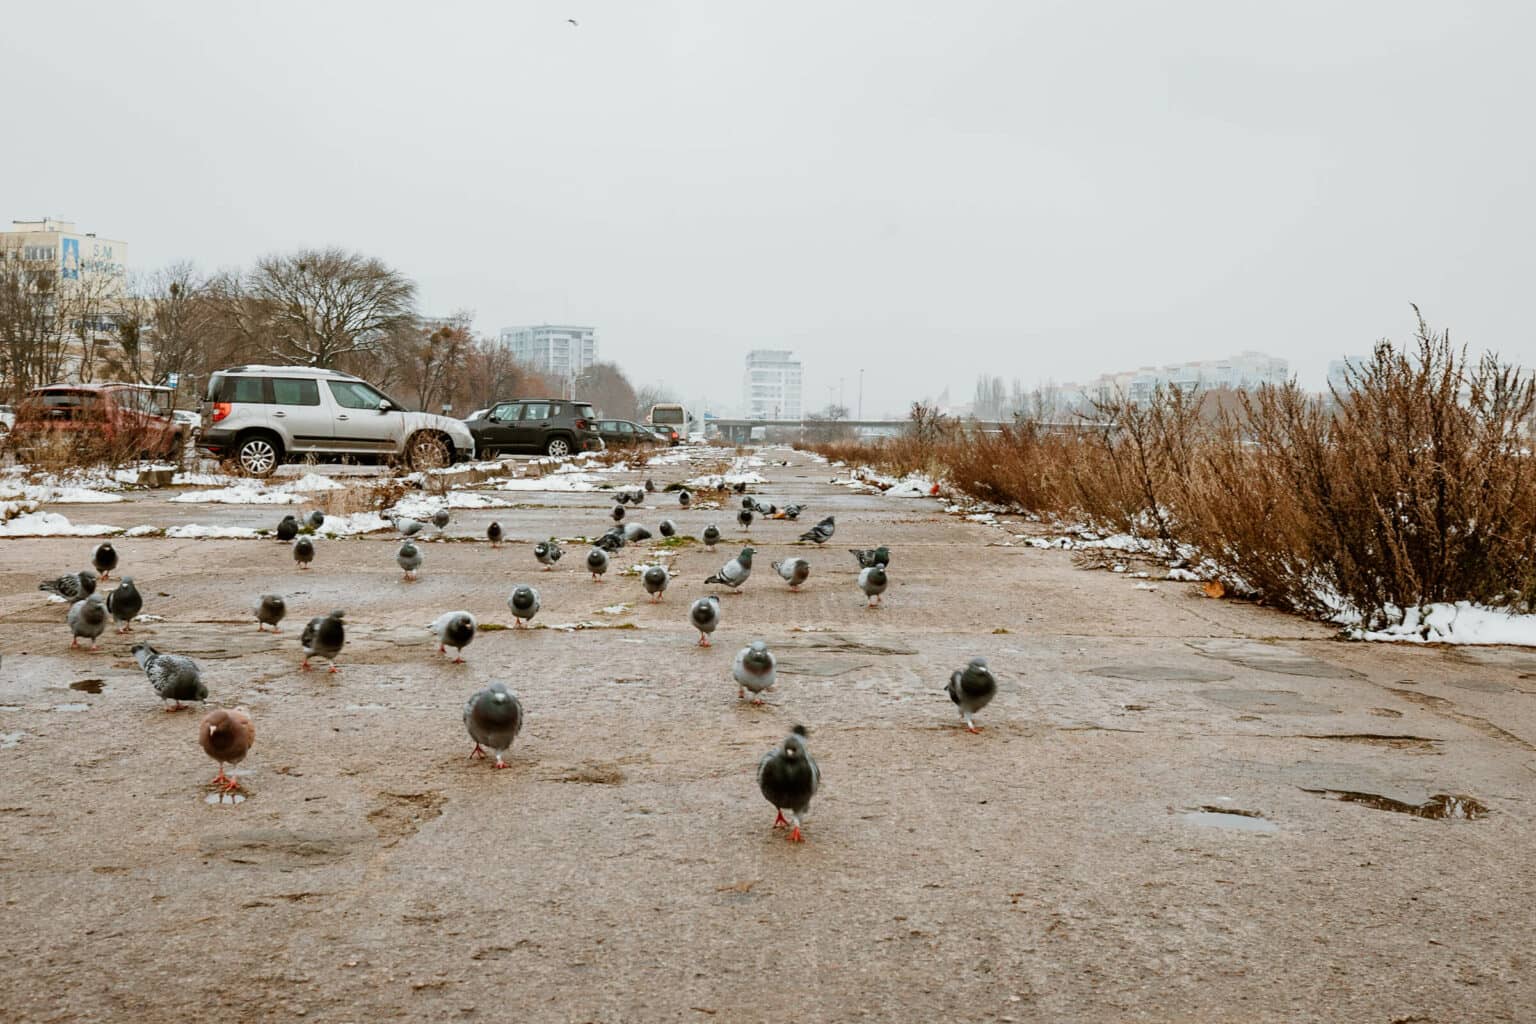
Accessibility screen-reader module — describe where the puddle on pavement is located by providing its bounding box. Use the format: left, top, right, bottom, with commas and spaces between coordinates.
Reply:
775, 658, 874, 678
205, 792, 248, 806
1181, 809, 1279, 833
1302, 789, 1489, 820
1200, 688, 1336, 716
52, 703, 89, 713
1089, 665, 1233, 684
1187, 639, 1363, 680
69, 679, 104, 694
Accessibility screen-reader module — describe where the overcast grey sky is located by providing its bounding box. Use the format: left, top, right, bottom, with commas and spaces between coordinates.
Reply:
4, 1, 1533, 415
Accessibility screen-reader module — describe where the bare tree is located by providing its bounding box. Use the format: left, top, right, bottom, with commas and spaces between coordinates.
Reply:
107, 263, 216, 396
579, 361, 639, 418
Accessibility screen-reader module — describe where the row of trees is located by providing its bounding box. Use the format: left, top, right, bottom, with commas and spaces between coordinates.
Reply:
0, 243, 672, 419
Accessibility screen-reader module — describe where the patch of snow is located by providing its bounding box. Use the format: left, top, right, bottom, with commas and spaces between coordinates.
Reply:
0, 484, 124, 504
170, 484, 301, 505
1166, 568, 1202, 582
123, 525, 162, 537
164, 524, 262, 539
316, 512, 393, 537
1349, 602, 1536, 646
171, 472, 237, 487
597, 604, 631, 615
283, 472, 345, 493
1134, 582, 1159, 591
0, 512, 120, 537
497, 474, 600, 493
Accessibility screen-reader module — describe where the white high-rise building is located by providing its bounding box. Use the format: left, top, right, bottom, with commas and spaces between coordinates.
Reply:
498, 325, 598, 379
742, 349, 802, 420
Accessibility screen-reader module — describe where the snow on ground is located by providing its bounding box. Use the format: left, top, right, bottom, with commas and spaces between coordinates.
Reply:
830, 466, 937, 498
0, 483, 125, 504
164, 524, 262, 540
171, 472, 237, 487
314, 512, 393, 537
391, 492, 513, 519
496, 474, 601, 493
0, 512, 120, 537
283, 472, 345, 493
1347, 602, 1536, 646
170, 484, 302, 505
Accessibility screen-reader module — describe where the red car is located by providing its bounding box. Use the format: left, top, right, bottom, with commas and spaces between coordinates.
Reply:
12, 383, 186, 460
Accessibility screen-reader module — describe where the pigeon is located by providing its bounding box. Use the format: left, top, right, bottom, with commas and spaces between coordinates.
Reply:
394, 516, 427, 539
689, 595, 720, 646
658, 519, 676, 538
612, 504, 626, 522
40, 569, 97, 601
300, 609, 346, 672
702, 524, 720, 549
642, 565, 669, 602
623, 523, 652, 542
705, 547, 755, 592
733, 640, 777, 704
306, 509, 325, 530
679, 489, 692, 508
200, 707, 254, 792
132, 642, 207, 710
772, 557, 811, 591
275, 514, 299, 542
431, 611, 477, 663
741, 496, 756, 511
92, 542, 118, 581
859, 564, 889, 607
487, 521, 503, 547
68, 593, 109, 650
464, 682, 523, 769
587, 546, 610, 581
105, 577, 143, 633
783, 503, 804, 520
737, 509, 754, 531
752, 499, 776, 517
535, 540, 563, 570
507, 584, 540, 627
293, 536, 315, 570
851, 546, 891, 570
255, 594, 287, 632
947, 657, 998, 733
645, 478, 656, 493
431, 508, 450, 531
732, 481, 748, 493
800, 515, 836, 544
596, 528, 626, 552
758, 725, 820, 843
627, 487, 645, 506
397, 540, 422, 581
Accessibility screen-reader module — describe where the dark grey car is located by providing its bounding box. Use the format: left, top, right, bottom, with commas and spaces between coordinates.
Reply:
468, 399, 605, 458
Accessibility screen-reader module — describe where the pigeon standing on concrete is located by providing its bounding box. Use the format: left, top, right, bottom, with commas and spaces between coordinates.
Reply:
658, 519, 676, 538
702, 524, 720, 550
394, 516, 426, 539
737, 508, 754, 531
800, 516, 836, 544
617, 490, 633, 505
587, 547, 610, 581
947, 657, 998, 734
106, 577, 143, 633
507, 584, 540, 627
851, 546, 891, 570
689, 595, 720, 646
431, 611, 477, 663
276, 514, 299, 542
293, 536, 315, 570
255, 594, 287, 632
68, 593, 109, 650
464, 682, 523, 769
783, 503, 804, 520
642, 565, 669, 602
306, 509, 325, 530
535, 540, 563, 570
300, 610, 346, 672
200, 707, 254, 792
596, 527, 626, 552
772, 557, 811, 591
679, 488, 692, 508
858, 563, 889, 607
758, 725, 820, 842
133, 642, 208, 710
487, 521, 503, 547
741, 496, 755, 510
431, 508, 450, 531
733, 640, 777, 704
705, 547, 755, 593
612, 505, 626, 522
40, 569, 97, 601
623, 523, 652, 543
92, 542, 118, 581
645, 478, 656, 493
397, 540, 422, 581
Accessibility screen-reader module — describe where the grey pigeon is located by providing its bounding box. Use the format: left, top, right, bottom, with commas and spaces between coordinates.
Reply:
586, 546, 610, 581
105, 577, 143, 633
133, 642, 208, 710
431, 610, 476, 662
40, 569, 97, 601
487, 521, 503, 547
596, 527, 626, 552
689, 595, 720, 647
679, 489, 692, 507
702, 524, 720, 549
535, 540, 563, 570
463, 682, 523, 769
431, 508, 450, 530
658, 519, 676, 538
301, 609, 346, 672
758, 725, 820, 842
642, 565, 669, 602
397, 540, 422, 581
752, 499, 776, 516
645, 478, 656, 492
394, 516, 427, 539
306, 509, 325, 530
733, 640, 777, 704
705, 547, 755, 592
772, 557, 811, 591
617, 490, 633, 505
623, 523, 652, 542
799, 515, 836, 544
851, 546, 891, 570
275, 514, 299, 542
858, 563, 889, 607
741, 496, 756, 510
92, 542, 118, 580
947, 657, 998, 733
507, 584, 540, 627
293, 536, 315, 570
784, 503, 804, 520
68, 593, 109, 650
626, 487, 644, 506
612, 504, 626, 522
255, 593, 287, 632
737, 508, 753, 531
732, 481, 748, 493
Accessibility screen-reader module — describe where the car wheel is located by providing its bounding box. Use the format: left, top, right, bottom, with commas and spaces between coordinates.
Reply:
407, 432, 451, 471
236, 433, 281, 477
546, 436, 572, 458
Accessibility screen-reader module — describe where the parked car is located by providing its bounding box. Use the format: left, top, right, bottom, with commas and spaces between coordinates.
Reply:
467, 399, 604, 458
171, 409, 200, 435
648, 423, 681, 445
197, 365, 476, 476
11, 383, 185, 461
594, 418, 663, 449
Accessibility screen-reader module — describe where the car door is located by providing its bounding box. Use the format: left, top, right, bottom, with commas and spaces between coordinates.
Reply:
325, 379, 402, 453
479, 402, 523, 453
269, 377, 326, 453
513, 401, 553, 452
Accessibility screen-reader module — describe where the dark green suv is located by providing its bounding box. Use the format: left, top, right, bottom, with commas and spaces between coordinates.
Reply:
467, 398, 605, 458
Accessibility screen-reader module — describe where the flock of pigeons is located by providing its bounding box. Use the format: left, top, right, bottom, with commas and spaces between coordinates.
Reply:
36, 475, 999, 842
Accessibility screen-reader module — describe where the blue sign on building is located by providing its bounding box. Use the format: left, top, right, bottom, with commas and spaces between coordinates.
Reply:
60, 237, 80, 279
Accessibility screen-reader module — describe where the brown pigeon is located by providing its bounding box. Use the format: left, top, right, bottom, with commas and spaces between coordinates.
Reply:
199, 707, 254, 792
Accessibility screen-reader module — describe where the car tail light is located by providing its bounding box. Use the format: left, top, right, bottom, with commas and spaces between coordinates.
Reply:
575, 418, 588, 430
211, 402, 232, 423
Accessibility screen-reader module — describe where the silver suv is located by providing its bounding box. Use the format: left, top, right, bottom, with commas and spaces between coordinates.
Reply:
197, 365, 475, 476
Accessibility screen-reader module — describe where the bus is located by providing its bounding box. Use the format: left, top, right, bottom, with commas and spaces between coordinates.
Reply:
645, 403, 692, 446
